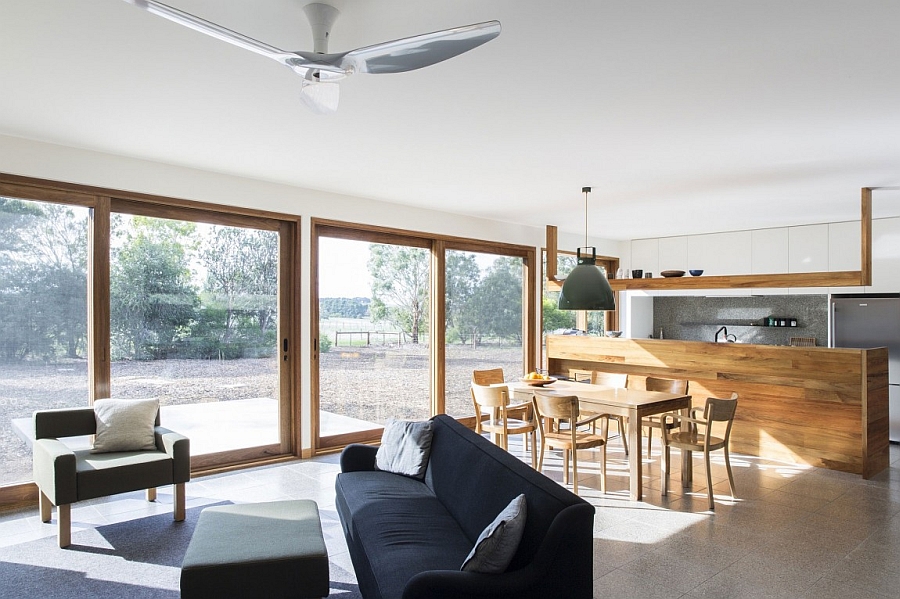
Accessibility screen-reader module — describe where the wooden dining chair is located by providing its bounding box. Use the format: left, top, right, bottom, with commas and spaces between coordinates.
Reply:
532, 391, 607, 495
569, 369, 629, 455
661, 393, 738, 510
472, 367, 533, 427
471, 383, 537, 468
638, 376, 690, 458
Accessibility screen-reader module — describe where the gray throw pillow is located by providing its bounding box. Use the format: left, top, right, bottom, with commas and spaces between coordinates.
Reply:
375, 418, 434, 479
461, 494, 527, 574
91, 398, 159, 453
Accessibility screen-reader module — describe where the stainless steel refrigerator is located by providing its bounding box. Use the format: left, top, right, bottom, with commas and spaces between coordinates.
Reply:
830, 294, 900, 442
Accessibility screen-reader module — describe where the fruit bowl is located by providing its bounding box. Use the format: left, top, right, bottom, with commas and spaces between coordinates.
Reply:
605, 330, 622, 337
521, 376, 557, 387
661, 270, 685, 278
689, 269, 704, 276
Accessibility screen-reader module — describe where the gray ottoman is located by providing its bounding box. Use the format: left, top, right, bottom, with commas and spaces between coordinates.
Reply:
181, 500, 329, 599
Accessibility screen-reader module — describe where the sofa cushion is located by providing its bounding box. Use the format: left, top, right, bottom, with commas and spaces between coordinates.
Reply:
336, 470, 472, 599
375, 418, 433, 479
461, 493, 527, 574
75, 449, 172, 501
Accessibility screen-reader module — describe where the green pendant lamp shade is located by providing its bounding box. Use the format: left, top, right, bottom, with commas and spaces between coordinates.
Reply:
558, 247, 616, 310
558, 187, 616, 311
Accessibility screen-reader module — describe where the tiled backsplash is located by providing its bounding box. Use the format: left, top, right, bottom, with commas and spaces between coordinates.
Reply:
653, 295, 828, 346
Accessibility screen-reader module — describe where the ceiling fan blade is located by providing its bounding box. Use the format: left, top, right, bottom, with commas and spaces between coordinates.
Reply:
123, 0, 292, 63
336, 20, 501, 75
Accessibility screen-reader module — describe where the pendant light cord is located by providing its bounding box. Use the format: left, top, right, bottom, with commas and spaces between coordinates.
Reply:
582, 186, 591, 247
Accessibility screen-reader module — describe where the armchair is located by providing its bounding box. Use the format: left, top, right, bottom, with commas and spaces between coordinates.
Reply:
32, 406, 190, 547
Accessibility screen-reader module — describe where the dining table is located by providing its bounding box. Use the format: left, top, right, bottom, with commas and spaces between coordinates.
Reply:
509, 379, 692, 501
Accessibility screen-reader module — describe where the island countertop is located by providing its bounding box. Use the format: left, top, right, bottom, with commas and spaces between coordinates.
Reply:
546, 335, 889, 478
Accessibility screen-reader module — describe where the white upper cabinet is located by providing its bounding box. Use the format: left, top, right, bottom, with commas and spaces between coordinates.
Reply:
828, 221, 862, 271
868, 217, 900, 293
789, 224, 829, 273
687, 231, 752, 276
658, 236, 688, 272
631, 238, 659, 276
751, 228, 789, 274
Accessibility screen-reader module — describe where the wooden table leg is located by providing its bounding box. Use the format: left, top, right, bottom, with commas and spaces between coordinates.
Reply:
628, 409, 642, 501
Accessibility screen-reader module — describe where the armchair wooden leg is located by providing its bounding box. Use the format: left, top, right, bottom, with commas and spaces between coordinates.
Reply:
662, 445, 670, 496
572, 450, 579, 496
618, 417, 629, 456
724, 446, 737, 499
39, 491, 52, 523
58, 503, 71, 548
530, 431, 537, 469
174, 482, 186, 522
146, 488, 157, 502
705, 450, 715, 510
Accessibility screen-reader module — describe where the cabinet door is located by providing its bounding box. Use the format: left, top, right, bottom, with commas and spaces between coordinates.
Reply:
658, 236, 688, 272
868, 217, 900, 293
828, 221, 864, 294
631, 238, 659, 276
751, 228, 788, 274
789, 224, 828, 273
687, 231, 752, 276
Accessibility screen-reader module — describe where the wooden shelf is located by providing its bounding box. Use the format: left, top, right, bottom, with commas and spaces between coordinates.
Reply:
605, 270, 864, 291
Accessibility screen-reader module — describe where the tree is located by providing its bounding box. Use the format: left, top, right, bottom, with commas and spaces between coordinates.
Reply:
368, 244, 429, 343
444, 251, 479, 342
200, 227, 277, 350
542, 296, 576, 332
458, 257, 523, 345
110, 216, 199, 360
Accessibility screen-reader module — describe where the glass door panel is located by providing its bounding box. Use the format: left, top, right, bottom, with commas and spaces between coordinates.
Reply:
109, 214, 280, 457
444, 250, 524, 418
0, 197, 89, 485
318, 237, 431, 441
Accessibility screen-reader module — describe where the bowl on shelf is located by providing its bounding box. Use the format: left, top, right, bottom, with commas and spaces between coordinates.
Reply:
661, 270, 685, 278
689, 269, 704, 276
605, 330, 622, 338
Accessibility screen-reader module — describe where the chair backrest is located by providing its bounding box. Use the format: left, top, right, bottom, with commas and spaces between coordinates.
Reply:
472, 368, 505, 386
532, 392, 579, 421
591, 371, 627, 388
704, 393, 738, 422
645, 376, 689, 395
471, 383, 510, 409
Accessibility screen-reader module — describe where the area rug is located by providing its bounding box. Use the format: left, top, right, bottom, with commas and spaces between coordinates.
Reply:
0, 503, 361, 599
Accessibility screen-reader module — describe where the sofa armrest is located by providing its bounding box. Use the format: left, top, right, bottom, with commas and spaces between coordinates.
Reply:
340, 444, 378, 472
32, 438, 77, 505
155, 426, 191, 483
403, 568, 539, 599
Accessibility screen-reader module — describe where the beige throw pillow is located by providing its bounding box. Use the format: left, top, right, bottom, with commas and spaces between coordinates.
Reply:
91, 398, 159, 453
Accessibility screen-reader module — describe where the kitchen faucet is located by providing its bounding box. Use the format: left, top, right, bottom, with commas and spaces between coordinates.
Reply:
715, 326, 737, 343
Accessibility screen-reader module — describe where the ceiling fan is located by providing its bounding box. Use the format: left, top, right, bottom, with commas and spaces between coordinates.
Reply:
122, 0, 501, 114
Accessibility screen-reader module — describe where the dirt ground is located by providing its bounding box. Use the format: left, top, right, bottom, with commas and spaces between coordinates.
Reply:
1, 344, 523, 484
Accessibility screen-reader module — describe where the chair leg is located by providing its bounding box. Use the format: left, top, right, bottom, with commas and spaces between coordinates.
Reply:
39, 490, 52, 523
530, 431, 537, 469
600, 443, 607, 494
572, 449, 579, 496
58, 503, 71, 548
646, 426, 653, 459
662, 445, 670, 496
618, 417, 629, 456
146, 488, 157, 502
563, 449, 570, 485
174, 482, 186, 522
538, 439, 546, 473
705, 450, 715, 510
724, 446, 737, 499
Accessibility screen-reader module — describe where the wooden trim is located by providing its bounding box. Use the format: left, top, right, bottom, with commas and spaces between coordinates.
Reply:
861, 187, 873, 286
310, 222, 321, 453
1, 172, 298, 223
608, 270, 864, 290
523, 248, 537, 372
88, 196, 111, 401
110, 198, 282, 230
862, 349, 890, 478
431, 240, 446, 415
546, 225, 558, 281
279, 219, 301, 455
0, 177, 97, 207
0, 483, 38, 510
191, 454, 299, 478
190, 444, 286, 471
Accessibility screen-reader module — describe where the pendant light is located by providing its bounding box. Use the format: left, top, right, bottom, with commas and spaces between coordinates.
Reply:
558, 187, 616, 311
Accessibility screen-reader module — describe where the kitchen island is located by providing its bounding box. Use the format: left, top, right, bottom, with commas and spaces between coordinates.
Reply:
546, 335, 889, 478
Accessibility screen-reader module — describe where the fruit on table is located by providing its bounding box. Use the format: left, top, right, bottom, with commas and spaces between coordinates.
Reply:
526, 372, 550, 380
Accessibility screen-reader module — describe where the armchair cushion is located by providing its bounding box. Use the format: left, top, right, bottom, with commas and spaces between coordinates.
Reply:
92, 398, 159, 453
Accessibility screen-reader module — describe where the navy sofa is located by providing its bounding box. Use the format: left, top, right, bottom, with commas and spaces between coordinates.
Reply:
335, 414, 595, 599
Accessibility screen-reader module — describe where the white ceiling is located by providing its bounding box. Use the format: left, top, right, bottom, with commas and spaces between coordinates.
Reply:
2, 0, 899, 240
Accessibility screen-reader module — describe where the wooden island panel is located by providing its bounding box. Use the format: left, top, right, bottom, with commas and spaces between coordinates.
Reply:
546, 336, 889, 478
